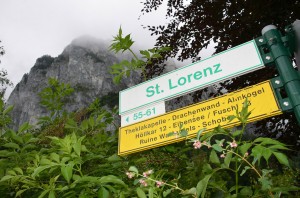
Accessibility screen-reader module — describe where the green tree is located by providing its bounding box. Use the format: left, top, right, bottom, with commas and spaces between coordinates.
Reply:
38, 78, 74, 124
0, 41, 13, 98
140, 0, 300, 147
0, 41, 14, 134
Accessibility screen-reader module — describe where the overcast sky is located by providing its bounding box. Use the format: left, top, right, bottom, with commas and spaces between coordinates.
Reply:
0, 0, 170, 97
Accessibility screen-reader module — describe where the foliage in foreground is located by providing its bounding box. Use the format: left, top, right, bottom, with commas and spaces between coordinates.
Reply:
0, 78, 299, 198
124, 99, 299, 198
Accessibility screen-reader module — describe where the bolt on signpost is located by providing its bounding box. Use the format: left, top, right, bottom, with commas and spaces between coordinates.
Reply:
259, 24, 300, 124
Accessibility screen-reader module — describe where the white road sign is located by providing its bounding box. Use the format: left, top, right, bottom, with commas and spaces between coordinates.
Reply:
119, 40, 264, 115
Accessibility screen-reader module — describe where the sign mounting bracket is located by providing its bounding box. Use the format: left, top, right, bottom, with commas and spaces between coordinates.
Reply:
255, 36, 275, 66
270, 76, 293, 112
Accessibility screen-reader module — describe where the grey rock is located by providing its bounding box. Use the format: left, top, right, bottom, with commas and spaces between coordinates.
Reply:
7, 36, 141, 128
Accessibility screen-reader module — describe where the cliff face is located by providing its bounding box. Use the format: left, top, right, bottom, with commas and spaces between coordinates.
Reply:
7, 36, 140, 128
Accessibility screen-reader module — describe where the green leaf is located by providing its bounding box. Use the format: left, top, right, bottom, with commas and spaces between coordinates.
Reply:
240, 98, 250, 122
240, 166, 251, 176
271, 186, 300, 193
182, 187, 197, 196
163, 189, 172, 197
180, 129, 188, 137
10, 130, 24, 144
107, 154, 122, 162
209, 150, 220, 164
212, 144, 223, 152
72, 174, 81, 181
125, 70, 130, 77
224, 152, 232, 168
151, 53, 162, 59
21, 144, 36, 151
259, 176, 272, 191
197, 128, 206, 140
113, 74, 122, 84
202, 163, 213, 174
254, 137, 283, 145
140, 50, 151, 59
98, 175, 126, 186
16, 189, 27, 197
251, 145, 264, 165
119, 192, 125, 198
32, 165, 55, 178
7, 170, 16, 176
98, 186, 110, 198
13, 167, 23, 175
64, 118, 78, 129
136, 187, 147, 198
40, 158, 52, 165
262, 148, 272, 162
61, 157, 71, 164
50, 153, 60, 163
273, 152, 290, 167
3, 105, 13, 115
0, 175, 14, 182
239, 142, 252, 156
38, 190, 50, 198
27, 137, 39, 143
80, 120, 89, 131
18, 122, 31, 134
215, 125, 227, 133
3, 142, 20, 150
88, 116, 95, 127
81, 145, 88, 152
240, 186, 253, 196
0, 150, 15, 157
61, 162, 74, 183
73, 142, 81, 156
159, 46, 171, 52
196, 174, 212, 198
232, 130, 242, 137
148, 187, 154, 198
120, 60, 130, 67
227, 115, 236, 122
118, 26, 122, 37
268, 144, 289, 151
129, 166, 139, 174
48, 190, 55, 198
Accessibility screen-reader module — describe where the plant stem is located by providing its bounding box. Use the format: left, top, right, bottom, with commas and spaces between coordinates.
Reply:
235, 152, 239, 195
128, 48, 147, 81
137, 173, 184, 192
228, 145, 275, 198
228, 150, 262, 178
128, 48, 139, 60
235, 122, 246, 195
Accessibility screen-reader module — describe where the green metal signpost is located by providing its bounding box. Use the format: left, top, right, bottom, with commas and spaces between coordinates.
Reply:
257, 23, 300, 125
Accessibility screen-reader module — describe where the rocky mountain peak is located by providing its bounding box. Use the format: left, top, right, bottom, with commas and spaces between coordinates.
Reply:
7, 36, 140, 128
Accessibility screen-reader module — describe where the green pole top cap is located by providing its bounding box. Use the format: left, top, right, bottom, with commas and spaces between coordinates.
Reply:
293, 19, 300, 29
293, 20, 300, 38
262, 25, 277, 35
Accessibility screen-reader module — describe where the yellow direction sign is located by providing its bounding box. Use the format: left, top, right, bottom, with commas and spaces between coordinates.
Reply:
118, 81, 282, 155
